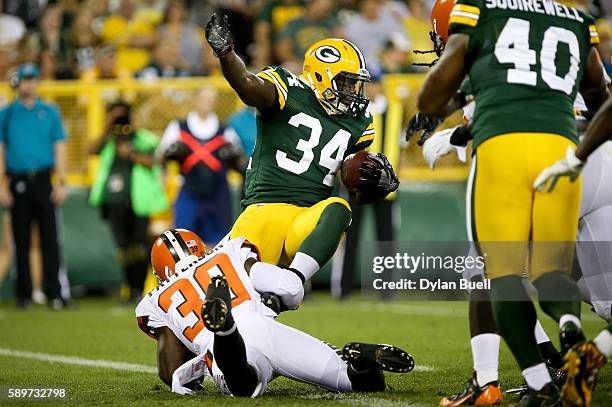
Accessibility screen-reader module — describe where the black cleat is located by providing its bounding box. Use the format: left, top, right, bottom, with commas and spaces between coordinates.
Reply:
260, 292, 282, 315
201, 276, 234, 332
560, 321, 586, 355
517, 383, 561, 407
342, 342, 414, 373
505, 361, 566, 398
441, 371, 503, 406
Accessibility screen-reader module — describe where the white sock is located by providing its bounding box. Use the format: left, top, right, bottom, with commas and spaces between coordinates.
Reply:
289, 252, 320, 281
471, 333, 500, 386
534, 320, 551, 344
522, 363, 552, 391
594, 330, 612, 358
559, 314, 581, 329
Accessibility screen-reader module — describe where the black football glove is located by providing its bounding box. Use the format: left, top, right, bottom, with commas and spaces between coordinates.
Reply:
205, 13, 234, 58
352, 153, 399, 205
405, 112, 442, 146
163, 141, 190, 163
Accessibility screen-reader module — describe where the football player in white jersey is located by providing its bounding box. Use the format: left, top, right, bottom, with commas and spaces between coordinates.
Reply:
136, 229, 415, 397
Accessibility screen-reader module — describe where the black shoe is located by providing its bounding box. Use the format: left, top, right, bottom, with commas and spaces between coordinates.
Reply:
517, 383, 561, 407
17, 298, 31, 310
508, 362, 566, 398
441, 371, 503, 405
260, 292, 282, 315
48, 298, 71, 311
560, 321, 586, 354
201, 276, 234, 332
342, 342, 414, 373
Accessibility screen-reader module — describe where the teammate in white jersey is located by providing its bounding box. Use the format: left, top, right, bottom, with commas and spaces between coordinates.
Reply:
136, 229, 415, 397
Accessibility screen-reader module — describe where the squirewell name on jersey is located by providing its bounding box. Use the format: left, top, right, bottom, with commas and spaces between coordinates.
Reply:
485, 0, 583, 21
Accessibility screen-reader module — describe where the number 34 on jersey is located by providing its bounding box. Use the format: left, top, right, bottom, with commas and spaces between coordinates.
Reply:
242, 66, 375, 207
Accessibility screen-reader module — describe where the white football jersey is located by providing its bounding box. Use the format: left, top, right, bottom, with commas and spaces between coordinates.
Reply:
135, 237, 268, 355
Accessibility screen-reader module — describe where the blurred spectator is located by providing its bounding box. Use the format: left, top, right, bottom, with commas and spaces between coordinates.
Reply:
0, 63, 70, 310
0, 48, 12, 80
68, 8, 98, 77
254, 0, 305, 67
227, 107, 257, 157
39, 48, 59, 79
136, 0, 167, 27
157, 87, 244, 246
157, 0, 205, 74
0, 1, 25, 49
136, 38, 190, 79
81, 45, 132, 80
89, 101, 168, 302
380, 37, 413, 74
343, 0, 409, 71
217, 0, 260, 65
100, 0, 157, 72
403, 0, 438, 68
36, 5, 64, 60
597, 18, 612, 74
276, 0, 340, 65
2, 0, 43, 29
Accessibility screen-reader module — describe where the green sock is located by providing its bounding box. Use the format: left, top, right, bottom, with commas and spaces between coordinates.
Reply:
491, 275, 542, 370
532, 271, 581, 322
298, 203, 351, 266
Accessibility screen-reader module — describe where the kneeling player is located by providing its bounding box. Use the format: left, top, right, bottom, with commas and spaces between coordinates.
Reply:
136, 229, 414, 397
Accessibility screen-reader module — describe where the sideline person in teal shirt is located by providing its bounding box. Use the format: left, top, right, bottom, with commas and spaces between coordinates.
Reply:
0, 63, 70, 309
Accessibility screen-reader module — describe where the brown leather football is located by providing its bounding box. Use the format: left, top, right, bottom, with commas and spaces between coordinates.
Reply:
340, 150, 376, 191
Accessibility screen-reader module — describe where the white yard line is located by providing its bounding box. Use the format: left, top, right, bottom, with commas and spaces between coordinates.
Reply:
0, 348, 157, 374
300, 393, 429, 407
0, 346, 435, 375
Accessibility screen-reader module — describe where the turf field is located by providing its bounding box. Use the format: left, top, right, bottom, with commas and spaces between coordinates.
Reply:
0, 294, 611, 406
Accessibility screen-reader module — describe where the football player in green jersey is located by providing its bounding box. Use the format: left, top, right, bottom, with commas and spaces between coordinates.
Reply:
204, 14, 398, 300
417, 0, 608, 405
535, 96, 612, 407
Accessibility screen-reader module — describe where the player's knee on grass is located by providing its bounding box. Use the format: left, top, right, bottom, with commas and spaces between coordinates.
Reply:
250, 262, 304, 309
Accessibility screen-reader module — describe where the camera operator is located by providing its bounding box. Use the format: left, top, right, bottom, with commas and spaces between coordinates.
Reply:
89, 101, 167, 302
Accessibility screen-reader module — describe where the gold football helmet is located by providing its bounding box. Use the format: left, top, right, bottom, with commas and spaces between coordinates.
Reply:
302, 38, 370, 117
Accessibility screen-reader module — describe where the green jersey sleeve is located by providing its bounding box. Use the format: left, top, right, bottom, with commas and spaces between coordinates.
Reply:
352, 115, 375, 151
256, 66, 291, 110
583, 13, 600, 47
448, 0, 484, 36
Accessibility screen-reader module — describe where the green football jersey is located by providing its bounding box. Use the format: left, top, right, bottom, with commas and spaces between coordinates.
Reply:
241, 66, 374, 207
449, 0, 600, 148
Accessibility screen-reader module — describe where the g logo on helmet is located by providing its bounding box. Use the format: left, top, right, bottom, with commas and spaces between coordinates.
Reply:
315, 46, 341, 63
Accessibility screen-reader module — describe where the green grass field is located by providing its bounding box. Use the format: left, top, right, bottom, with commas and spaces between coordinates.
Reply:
0, 294, 611, 406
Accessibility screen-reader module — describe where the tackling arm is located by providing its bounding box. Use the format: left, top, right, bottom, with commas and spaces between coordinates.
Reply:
205, 14, 277, 109
575, 96, 612, 161
155, 326, 195, 387
579, 48, 610, 114
417, 34, 470, 116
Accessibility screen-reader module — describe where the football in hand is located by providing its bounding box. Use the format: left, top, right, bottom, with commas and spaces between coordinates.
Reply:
340, 150, 377, 191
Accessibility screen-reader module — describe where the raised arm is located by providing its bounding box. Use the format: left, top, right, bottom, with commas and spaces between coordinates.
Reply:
579, 48, 610, 115
417, 33, 470, 116
205, 14, 277, 109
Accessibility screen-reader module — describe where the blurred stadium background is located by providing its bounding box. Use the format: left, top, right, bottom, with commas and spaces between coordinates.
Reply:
0, 0, 610, 300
